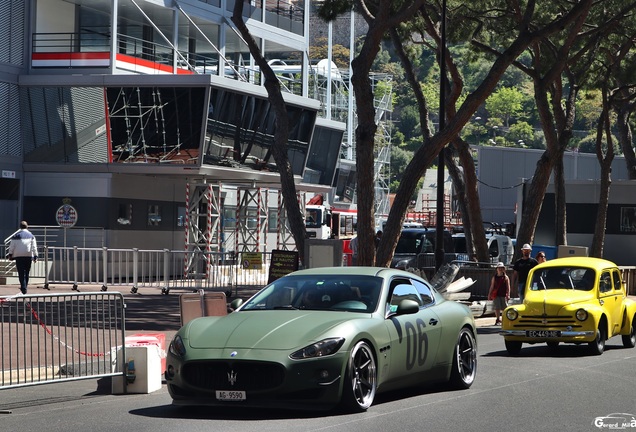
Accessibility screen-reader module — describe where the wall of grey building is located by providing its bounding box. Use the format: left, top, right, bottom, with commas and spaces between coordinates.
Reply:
0, 0, 29, 239
477, 145, 631, 226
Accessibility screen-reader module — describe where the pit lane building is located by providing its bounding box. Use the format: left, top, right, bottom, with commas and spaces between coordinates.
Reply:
0, 0, 392, 256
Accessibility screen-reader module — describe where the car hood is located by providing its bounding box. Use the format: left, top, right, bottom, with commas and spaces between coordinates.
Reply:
524, 290, 596, 314
184, 311, 364, 350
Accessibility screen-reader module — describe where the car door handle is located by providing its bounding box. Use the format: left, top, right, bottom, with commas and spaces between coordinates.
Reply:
599, 299, 604, 306
429, 318, 438, 326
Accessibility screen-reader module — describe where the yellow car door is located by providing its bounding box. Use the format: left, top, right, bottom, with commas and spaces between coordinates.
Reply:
599, 270, 622, 337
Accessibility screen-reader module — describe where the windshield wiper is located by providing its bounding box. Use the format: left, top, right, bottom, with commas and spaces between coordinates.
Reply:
273, 305, 298, 310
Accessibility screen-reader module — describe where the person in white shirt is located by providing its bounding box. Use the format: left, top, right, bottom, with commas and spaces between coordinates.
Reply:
7, 221, 39, 294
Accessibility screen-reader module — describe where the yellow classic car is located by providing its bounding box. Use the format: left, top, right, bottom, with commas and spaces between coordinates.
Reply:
500, 257, 636, 355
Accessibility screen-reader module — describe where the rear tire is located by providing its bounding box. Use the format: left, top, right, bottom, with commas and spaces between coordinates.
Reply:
505, 340, 522, 355
341, 341, 377, 412
588, 323, 606, 355
622, 316, 636, 348
449, 328, 477, 389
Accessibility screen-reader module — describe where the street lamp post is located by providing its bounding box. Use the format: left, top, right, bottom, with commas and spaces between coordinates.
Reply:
435, 0, 447, 271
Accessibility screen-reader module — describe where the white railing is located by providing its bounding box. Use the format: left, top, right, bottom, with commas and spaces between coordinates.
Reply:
42, 247, 298, 295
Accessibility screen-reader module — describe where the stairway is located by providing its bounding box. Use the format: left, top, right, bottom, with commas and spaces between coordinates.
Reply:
0, 258, 17, 284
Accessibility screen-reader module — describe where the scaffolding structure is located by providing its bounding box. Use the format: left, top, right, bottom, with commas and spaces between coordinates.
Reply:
235, 186, 269, 254
183, 181, 222, 278
276, 192, 302, 250
308, 68, 393, 224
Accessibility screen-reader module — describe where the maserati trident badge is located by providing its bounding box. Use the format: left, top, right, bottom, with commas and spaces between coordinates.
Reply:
227, 370, 238, 386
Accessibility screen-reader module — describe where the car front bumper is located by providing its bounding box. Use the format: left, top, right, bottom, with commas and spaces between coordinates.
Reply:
500, 329, 595, 338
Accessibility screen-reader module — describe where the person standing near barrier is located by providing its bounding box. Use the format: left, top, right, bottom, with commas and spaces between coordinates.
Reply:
349, 235, 358, 265
7, 221, 39, 294
488, 262, 510, 325
511, 243, 538, 302
535, 251, 547, 263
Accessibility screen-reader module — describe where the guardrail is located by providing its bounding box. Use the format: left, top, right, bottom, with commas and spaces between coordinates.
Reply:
0, 292, 126, 390
42, 247, 289, 295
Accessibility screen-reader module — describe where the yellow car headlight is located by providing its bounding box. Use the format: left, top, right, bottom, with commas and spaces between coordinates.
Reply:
575, 308, 588, 321
506, 308, 519, 321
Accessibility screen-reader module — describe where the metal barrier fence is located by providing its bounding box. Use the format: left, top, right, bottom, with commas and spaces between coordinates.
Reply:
44, 247, 279, 294
0, 292, 126, 390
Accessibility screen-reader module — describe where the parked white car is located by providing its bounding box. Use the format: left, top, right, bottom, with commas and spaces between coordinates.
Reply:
452, 233, 514, 265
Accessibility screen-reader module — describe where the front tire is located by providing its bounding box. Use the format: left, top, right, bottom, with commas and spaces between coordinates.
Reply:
341, 341, 377, 412
622, 315, 636, 348
505, 340, 522, 355
449, 327, 477, 389
588, 323, 606, 355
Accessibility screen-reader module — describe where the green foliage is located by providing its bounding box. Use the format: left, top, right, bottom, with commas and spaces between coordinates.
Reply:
389, 146, 414, 192
507, 122, 535, 146
310, 38, 351, 69
577, 133, 622, 155
315, 0, 352, 21
398, 105, 420, 140
485, 87, 525, 127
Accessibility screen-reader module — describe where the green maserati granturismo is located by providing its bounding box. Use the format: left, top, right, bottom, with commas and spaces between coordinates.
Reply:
165, 266, 477, 412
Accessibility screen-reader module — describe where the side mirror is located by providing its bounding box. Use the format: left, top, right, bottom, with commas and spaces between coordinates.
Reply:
229, 298, 244, 311
396, 299, 420, 315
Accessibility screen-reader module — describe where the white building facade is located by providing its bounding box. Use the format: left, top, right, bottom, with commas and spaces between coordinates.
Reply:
0, 0, 353, 255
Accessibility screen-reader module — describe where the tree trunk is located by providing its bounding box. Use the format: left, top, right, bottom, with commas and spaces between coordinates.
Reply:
591, 93, 614, 257
515, 152, 554, 252
616, 105, 636, 180
553, 150, 567, 246
447, 139, 489, 262
351, 33, 382, 267
231, 1, 306, 262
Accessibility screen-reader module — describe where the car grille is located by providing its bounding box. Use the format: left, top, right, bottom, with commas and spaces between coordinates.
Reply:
515, 314, 582, 328
182, 360, 285, 391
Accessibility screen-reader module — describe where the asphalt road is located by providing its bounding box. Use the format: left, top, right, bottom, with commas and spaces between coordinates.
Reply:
2, 328, 636, 432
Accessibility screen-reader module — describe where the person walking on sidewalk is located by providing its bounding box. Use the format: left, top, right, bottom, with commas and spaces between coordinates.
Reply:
511, 243, 538, 302
7, 221, 39, 295
488, 262, 510, 325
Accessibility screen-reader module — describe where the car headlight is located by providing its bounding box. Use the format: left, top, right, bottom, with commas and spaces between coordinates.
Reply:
289, 337, 345, 360
169, 335, 186, 357
506, 308, 519, 321
575, 308, 588, 321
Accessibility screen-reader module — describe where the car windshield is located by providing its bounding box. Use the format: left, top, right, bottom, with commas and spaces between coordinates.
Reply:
395, 232, 434, 254
529, 266, 596, 292
240, 275, 383, 313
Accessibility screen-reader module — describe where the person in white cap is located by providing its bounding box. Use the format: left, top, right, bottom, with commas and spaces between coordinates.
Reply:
488, 262, 510, 325
511, 243, 538, 302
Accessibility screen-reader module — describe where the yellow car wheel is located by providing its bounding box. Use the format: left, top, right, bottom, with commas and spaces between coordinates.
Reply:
622, 316, 636, 348
588, 323, 606, 355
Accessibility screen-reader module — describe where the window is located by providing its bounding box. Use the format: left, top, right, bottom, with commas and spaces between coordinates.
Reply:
117, 203, 132, 225
176, 206, 186, 227
268, 208, 278, 233
388, 279, 422, 315
599, 271, 612, 293
148, 204, 161, 226
222, 207, 237, 229
412, 279, 435, 306
613, 270, 623, 292
620, 207, 636, 233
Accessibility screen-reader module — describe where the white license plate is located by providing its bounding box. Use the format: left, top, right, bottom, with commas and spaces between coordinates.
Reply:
526, 330, 561, 338
216, 390, 246, 401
